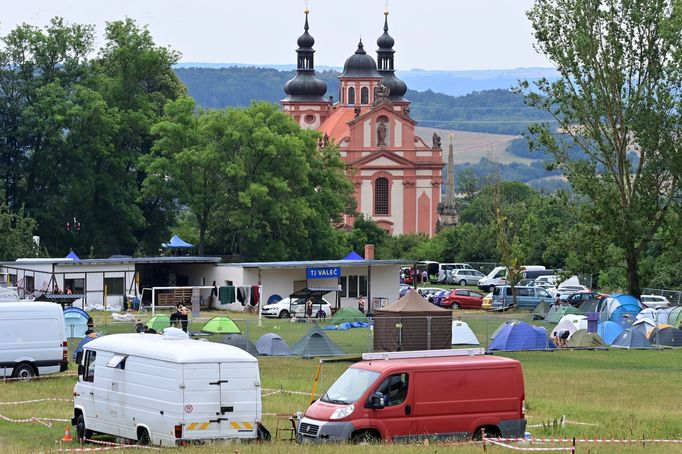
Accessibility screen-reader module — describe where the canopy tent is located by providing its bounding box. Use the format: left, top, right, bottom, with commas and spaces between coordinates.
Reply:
451, 320, 479, 345
611, 329, 652, 349
531, 301, 550, 320
666, 306, 682, 328
161, 234, 194, 249
648, 326, 682, 347
632, 318, 657, 337
490, 320, 522, 340
202, 316, 240, 334
219, 333, 259, 355
597, 321, 624, 345
330, 307, 368, 325
63, 307, 90, 338
146, 314, 170, 332
546, 305, 582, 324
65, 250, 80, 261
341, 251, 364, 260
552, 315, 587, 339
290, 325, 345, 357
373, 289, 452, 352
565, 330, 606, 349
489, 321, 556, 351
256, 333, 291, 356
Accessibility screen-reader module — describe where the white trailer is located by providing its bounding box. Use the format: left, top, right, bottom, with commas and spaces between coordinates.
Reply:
72, 333, 268, 447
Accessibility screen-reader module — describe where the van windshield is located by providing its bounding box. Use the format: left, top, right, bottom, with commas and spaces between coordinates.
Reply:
321, 367, 381, 405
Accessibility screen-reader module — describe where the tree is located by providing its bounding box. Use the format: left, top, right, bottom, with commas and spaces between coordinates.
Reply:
0, 204, 39, 260
522, 0, 682, 297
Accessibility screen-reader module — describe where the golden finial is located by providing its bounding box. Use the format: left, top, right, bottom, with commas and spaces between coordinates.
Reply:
385, 0, 389, 15
304, 0, 309, 14
448, 132, 455, 143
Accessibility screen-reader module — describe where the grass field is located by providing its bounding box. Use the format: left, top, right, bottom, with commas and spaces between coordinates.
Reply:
1, 308, 681, 453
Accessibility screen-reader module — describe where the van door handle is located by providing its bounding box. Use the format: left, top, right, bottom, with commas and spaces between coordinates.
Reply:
89, 392, 94, 396
405, 405, 411, 415
209, 380, 229, 385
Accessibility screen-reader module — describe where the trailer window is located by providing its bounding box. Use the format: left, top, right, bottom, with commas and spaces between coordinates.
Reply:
83, 350, 96, 382
106, 354, 128, 370
375, 373, 409, 406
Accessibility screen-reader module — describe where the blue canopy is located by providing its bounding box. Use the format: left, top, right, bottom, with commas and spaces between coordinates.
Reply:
65, 250, 80, 261
342, 251, 364, 260
162, 235, 193, 248
489, 321, 556, 351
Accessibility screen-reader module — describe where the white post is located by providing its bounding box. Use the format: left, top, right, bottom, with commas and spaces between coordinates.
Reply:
152, 288, 156, 315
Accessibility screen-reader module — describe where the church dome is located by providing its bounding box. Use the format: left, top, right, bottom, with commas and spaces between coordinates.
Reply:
376, 13, 395, 49
297, 13, 315, 49
381, 73, 407, 98
284, 73, 327, 98
340, 40, 382, 78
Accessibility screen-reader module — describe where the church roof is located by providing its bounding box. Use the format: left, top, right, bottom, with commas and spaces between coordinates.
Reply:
340, 40, 382, 79
318, 107, 364, 142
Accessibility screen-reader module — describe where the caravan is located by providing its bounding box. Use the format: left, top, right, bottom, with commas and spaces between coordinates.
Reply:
72, 333, 268, 446
477, 266, 547, 291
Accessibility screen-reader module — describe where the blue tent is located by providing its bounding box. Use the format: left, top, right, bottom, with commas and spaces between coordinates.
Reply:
161, 235, 193, 248
611, 329, 652, 349
63, 307, 90, 338
610, 304, 641, 327
65, 250, 80, 261
489, 322, 556, 351
342, 251, 364, 260
597, 321, 625, 345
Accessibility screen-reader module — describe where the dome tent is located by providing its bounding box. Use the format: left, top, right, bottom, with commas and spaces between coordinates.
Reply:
648, 326, 682, 347
490, 320, 522, 340
373, 289, 452, 352
611, 329, 652, 349
146, 314, 170, 332
256, 333, 291, 356
632, 318, 657, 337
565, 330, 606, 349
202, 316, 240, 334
330, 307, 368, 325
451, 320, 479, 345
219, 334, 258, 355
532, 301, 550, 319
597, 321, 624, 345
666, 306, 682, 328
489, 321, 556, 351
546, 305, 582, 324
601, 294, 641, 319
552, 315, 587, 339
63, 307, 90, 338
290, 324, 345, 357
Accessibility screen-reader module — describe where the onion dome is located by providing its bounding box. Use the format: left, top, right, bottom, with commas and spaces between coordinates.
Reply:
283, 10, 328, 101
376, 11, 408, 101
340, 40, 382, 78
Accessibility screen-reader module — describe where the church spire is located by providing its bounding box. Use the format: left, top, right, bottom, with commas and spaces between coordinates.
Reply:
376, 10, 408, 101
283, 9, 328, 101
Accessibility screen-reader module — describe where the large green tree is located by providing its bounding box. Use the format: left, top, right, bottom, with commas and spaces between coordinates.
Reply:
522, 0, 682, 296
0, 204, 39, 260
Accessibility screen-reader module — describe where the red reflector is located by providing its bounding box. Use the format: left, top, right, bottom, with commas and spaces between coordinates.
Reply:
174, 425, 182, 439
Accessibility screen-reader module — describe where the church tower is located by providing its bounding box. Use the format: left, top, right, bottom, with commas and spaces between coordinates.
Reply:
338, 40, 384, 107
281, 10, 331, 129
376, 11, 409, 109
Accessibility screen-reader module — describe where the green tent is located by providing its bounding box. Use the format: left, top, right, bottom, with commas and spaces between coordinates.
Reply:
146, 314, 170, 331
546, 305, 582, 324
202, 316, 240, 334
565, 330, 606, 349
666, 307, 682, 328
330, 307, 368, 325
291, 325, 345, 357
532, 301, 550, 319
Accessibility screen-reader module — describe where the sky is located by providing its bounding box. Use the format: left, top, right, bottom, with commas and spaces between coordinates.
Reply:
1, 0, 553, 71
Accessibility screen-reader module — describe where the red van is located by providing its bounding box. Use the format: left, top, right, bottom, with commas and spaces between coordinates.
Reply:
298, 349, 526, 443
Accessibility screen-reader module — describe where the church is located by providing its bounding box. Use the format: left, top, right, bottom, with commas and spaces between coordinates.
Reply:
281, 10, 445, 236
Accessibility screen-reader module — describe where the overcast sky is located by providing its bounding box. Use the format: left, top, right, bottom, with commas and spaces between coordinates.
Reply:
2, 0, 552, 71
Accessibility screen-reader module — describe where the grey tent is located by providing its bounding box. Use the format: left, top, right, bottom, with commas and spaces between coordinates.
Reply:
578, 299, 603, 314
373, 289, 452, 352
290, 325, 345, 357
565, 330, 606, 349
532, 301, 550, 319
648, 326, 682, 347
219, 334, 259, 355
255, 333, 291, 356
611, 329, 652, 349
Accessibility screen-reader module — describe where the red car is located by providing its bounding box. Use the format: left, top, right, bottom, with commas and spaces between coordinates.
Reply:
440, 289, 484, 309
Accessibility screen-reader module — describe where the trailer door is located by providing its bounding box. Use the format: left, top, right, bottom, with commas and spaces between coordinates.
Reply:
218, 362, 260, 439
182, 363, 222, 439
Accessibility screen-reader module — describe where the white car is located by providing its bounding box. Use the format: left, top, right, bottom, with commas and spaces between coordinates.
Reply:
548, 285, 589, 298
640, 294, 671, 309
261, 297, 332, 319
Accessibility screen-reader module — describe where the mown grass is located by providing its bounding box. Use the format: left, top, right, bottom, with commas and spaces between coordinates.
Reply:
1, 309, 681, 453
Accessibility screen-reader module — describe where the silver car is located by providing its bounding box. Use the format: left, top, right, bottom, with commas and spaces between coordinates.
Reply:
447, 269, 485, 286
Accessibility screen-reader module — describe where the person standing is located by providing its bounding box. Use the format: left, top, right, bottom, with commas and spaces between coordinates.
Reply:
358, 296, 366, 314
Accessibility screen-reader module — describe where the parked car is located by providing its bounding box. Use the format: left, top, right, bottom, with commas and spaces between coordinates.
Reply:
447, 269, 485, 286
261, 297, 332, 319
491, 285, 552, 310
419, 287, 446, 298
440, 289, 485, 309
481, 292, 493, 310
640, 294, 671, 309
548, 284, 589, 298
560, 291, 606, 307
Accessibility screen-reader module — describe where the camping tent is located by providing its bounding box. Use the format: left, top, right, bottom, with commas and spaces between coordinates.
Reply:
666, 307, 682, 328
65, 250, 80, 261
330, 307, 368, 325
632, 318, 657, 337
161, 234, 193, 249
256, 333, 291, 356
63, 307, 90, 338
219, 333, 258, 355
451, 320, 479, 345
373, 289, 452, 352
546, 305, 582, 324
565, 330, 606, 349
490, 320, 522, 340
637, 308, 665, 323
578, 299, 603, 315
552, 315, 587, 338
609, 304, 641, 326
290, 325, 345, 357
601, 294, 641, 319
489, 322, 556, 351
597, 321, 624, 345
648, 326, 682, 347
202, 316, 240, 334
532, 300, 550, 319
611, 329, 652, 349
146, 314, 170, 332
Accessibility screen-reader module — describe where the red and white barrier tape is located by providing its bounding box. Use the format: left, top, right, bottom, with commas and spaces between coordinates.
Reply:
262, 388, 311, 397
0, 413, 69, 427
84, 439, 160, 450
491, 437, 682, 444
485, 439, 574, 451
0, 397, 71, 405
527, 420, 598, 428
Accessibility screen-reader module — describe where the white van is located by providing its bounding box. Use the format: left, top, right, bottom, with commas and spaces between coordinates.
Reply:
0, 301, 68, 379
72, 333, 268, 446
477, 266, 546, 291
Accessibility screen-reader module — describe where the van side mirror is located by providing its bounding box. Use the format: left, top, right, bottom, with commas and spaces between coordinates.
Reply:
77, 364, 84, 376
369, 392, 385, 409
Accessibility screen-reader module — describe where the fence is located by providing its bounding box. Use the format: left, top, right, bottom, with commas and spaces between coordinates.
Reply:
642, 288, 682, 306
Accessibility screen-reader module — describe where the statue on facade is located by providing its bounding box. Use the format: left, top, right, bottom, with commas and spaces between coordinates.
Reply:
377, 121, 387, 146
354, 106, 361, 118
373, 82, 391, 105
323, 132, 329, 146
432, 132, 442, 149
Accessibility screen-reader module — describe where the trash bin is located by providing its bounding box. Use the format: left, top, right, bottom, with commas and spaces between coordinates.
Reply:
587, 312, 599, 333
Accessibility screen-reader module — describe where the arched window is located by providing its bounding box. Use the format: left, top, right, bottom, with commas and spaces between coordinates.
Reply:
361, 87, 369, 104
375, 177, 389, 215
348, 87, 355, 105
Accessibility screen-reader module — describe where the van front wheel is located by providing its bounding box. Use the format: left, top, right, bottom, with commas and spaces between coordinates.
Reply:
137, 427, 151, 445
76, 415, 92, 441
12, 363, 36, 380
351, 430, 380, 444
